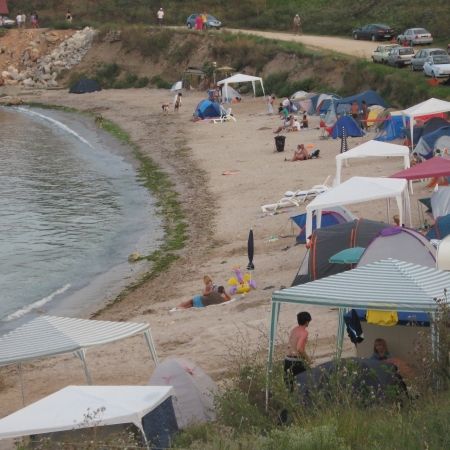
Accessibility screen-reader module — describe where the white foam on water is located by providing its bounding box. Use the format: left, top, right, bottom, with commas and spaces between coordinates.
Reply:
3, 284, 72, 321
16, 107, 94, 149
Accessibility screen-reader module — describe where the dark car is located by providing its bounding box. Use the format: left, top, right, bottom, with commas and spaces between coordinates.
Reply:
186, 14, 222, 29
352, 24, 395, 41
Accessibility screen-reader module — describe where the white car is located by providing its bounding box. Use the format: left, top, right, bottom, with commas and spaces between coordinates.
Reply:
372, 44, 401, 63
0, 16, 15, 27
423, 54, 450, 78
397, 28, 433, 46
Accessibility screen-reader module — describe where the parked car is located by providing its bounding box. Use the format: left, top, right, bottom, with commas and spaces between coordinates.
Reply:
423, 54, 450, 78
352, 24, 395, 41
0, 16, 15, 28
397, 28, 433, 46
372, 44, 401, 63
186, 14, 222, 29
386, 47, 415, 67
410, 48, 448, 71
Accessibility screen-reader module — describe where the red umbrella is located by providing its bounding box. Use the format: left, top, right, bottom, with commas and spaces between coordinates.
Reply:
390, 157, 450, 180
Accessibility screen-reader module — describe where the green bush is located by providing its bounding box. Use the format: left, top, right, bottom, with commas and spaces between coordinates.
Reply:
150, 75, 171, 89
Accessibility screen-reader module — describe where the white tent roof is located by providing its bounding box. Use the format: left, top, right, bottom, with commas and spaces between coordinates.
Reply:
335, 140, 410, 184
0, 385, 173, 440
0, 315, 152, 366
217, 73, 262, 85
305, 177, 409, 240
272, 258, 448, 311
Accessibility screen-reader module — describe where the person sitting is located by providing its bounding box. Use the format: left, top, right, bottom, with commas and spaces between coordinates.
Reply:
176, 285, 231, 309
300, 113, 309, 129
371, 338, 391, 361
286, 144, 320, 161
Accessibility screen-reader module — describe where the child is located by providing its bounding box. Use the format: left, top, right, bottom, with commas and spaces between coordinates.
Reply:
174, 93, 182, 112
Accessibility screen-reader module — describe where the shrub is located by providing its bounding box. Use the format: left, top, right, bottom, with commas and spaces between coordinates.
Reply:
150, 75, 171, 89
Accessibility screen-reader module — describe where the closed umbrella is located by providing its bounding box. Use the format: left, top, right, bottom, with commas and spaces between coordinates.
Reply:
247, 229, 254, 270
329, 247, 365, 264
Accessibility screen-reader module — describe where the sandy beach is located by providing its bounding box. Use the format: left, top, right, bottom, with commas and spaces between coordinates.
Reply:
0, 88, 429, 419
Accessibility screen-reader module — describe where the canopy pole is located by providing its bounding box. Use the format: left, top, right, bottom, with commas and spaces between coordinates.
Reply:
144, 330, 159, 365
386, 198, 391, 223
265, 301, 280, 411
17, 363, 25, 406
335, 308, 345, 358
76, 350, 92, 385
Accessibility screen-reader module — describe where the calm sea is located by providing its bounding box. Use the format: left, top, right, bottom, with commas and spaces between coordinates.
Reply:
0, 107, 162, 328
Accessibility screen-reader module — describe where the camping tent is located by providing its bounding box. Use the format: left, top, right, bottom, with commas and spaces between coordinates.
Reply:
217, 73, 265, 99
148, 357, 217, 429
267, 258, 450, 406
0, 0, 8, 15
401, 98, 450, 148
375, 112, 405, 141
414, 126, 450, 159
431, 186, 450, 219
69, 78, 101, 94
335, 140, 410, 185
290, 206, 355, 244
0, 386, 178, 448
305, 177, 410, 241
292, 219, 389, 285
390, 156, 450, 180
221, 85, 241, 103
358, 227, 436, 267
193, 99, 221, 119
330, 90, 388, 116
426, 214, 450, 240
331, 115, 364, 138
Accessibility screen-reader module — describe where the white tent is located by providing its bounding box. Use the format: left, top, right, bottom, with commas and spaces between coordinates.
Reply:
0, 385, 175, 447
401, 98, 450, 147
170, 80, 182, 92
305, 177, 410, 240
217, 73, 265, 99
0, 316, 158, 398
335, 140, 410, 185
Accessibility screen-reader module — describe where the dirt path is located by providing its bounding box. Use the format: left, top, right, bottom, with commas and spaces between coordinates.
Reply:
226, 28, 382, 60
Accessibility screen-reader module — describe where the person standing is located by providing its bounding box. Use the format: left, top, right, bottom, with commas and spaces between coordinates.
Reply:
65, 10, 73, 24
267, 94, 275, 115
16, 12, 23, 29
284, 311, 312, 390
156, 7, 164, 26
361, 100, 369, 130
20, 12, 26, 28
201, 12, 207, 30
174, 92, 182, 112
293, 14, 301, 35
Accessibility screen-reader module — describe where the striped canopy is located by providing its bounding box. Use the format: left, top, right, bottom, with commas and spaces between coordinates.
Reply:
272, 258, 448, 312
0, 315, 152, 367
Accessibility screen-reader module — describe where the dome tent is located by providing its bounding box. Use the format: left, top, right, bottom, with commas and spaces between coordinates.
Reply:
69, 78, 101, 94
194, 99, 221, 120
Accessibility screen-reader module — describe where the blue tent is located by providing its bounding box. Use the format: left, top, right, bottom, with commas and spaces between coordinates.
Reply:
331, 116, 365, 138
334, 90, 388, 110
194, 99, 221, 119
375, 115, 404, 142
426, 213, 450, 240
415, 126, 450, 160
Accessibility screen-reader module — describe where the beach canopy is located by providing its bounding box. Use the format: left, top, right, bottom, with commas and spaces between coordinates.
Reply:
390, 156, 450, 180
0, 315, 158, 384
329, 247, 365, 264
305, 177, 410, 241
335, 140, 410, 185
171, 80, 183, 91
217, 73, 265, 98
401, 98, 450, 147
0, 385, 176, 446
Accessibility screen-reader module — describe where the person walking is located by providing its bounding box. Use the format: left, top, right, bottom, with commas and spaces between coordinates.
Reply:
156, 7, 164, 26
16, 12, 23, 29
293, 14, 302, 35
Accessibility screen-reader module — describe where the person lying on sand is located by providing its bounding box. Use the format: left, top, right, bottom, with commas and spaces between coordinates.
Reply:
285, 144, 320, 161
176, 285, 231, 309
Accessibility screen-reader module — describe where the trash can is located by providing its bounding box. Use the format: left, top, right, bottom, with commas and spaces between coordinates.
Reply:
274, 135, 286, 152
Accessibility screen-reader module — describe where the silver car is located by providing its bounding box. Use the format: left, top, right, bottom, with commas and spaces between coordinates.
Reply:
423, 54, 450, 78
386, 47, 415, 67
397, 28, 433, 46
410, 48, 447, 71
372, 44, 401, 63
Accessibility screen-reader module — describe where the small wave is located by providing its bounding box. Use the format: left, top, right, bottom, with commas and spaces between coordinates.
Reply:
16, 107, 94, 149
3, 284, 71, 322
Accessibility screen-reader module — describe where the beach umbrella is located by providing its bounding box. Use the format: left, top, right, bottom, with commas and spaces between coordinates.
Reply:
329, 247, 365, 264
247, 229, 255, 270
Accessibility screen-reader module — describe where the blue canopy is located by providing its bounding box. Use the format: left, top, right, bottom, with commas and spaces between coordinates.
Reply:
194, 99, 221, 119
331, 116, 365, 138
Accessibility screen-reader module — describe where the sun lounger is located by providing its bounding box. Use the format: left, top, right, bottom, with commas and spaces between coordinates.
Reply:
211, 107, 236, 124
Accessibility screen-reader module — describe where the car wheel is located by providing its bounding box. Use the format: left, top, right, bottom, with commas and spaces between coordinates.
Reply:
371, 34, 376, 41
353, 33, 358, 40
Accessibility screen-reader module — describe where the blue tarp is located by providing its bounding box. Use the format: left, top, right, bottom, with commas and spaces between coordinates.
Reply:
344, 308, 429, 326
375, 115, 405, 142
426, 213, 450, 240
291, 211, 346, 244
331, 116, 365, 138
334, 90, 388, 110
194, 99, 221, 119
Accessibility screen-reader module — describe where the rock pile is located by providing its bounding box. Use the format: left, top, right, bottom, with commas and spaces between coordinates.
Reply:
1, 27, 96, 89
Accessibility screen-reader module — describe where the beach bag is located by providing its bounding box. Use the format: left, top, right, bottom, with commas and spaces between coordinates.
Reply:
275, 135, 286, 152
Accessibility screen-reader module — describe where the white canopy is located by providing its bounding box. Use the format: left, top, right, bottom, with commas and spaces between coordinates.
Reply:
0, 385, 173, 440
335, 140, 410, 185
217, 73, 265, 98
0, 316, 158, 386
305, 177, 410, 240
402, 98, 450, 147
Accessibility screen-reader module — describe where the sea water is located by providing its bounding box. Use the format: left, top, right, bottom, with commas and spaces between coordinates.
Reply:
0, 107, 162, 327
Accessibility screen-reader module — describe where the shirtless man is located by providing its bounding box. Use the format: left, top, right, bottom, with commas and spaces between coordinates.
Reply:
284, 311, 311, 390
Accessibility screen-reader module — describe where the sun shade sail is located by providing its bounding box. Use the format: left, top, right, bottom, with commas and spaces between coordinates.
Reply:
329, 247, 366, 264
0, 315, 152, 366
390, 157, 450, 180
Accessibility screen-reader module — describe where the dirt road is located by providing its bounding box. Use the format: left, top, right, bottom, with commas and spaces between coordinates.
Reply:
227, 28, 383, 60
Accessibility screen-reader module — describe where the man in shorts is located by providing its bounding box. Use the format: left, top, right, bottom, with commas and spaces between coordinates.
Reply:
156, 8, 164, 26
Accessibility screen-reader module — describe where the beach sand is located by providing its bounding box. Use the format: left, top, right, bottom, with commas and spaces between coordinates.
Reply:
0, 88, 428, 418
